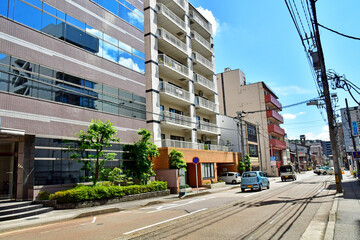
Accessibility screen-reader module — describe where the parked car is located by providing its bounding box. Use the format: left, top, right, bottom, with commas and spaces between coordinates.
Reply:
218, 172, 241, 184
313, 165, 322, 175
320, 166, 334, 175
279, 165, 297, 181
241, 171, 270, 192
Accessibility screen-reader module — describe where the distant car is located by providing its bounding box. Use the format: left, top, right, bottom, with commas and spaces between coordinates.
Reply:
241, 171, 270, 192
321, 166, 334, 175
218, 172, 241, 184
314, 166, 322, 175
279, 165, 296, 181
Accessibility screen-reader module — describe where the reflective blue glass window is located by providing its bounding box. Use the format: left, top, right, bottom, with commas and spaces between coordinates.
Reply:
26, 0, 42, 9
118, 0, 134, 11
14, 0, 42, 30
85, 25, 102, 39
104, 0, 118, 16
118, 49, 132, 69
132, 55, 145, 74
0, 72, 9, 92
133, 49, 145, 60
104, 33, 118, 46
42, 12, 64, 33
66, 15, 85, 31
0, 0, 8, 17
118, 41, 132, 53
103, 41, 119, 62
43, 3, 65, 20
103, 101, 118, 115
118, 4, 131, 23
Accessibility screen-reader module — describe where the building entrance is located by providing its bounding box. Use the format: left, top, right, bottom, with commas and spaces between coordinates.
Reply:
0, 142, 15, 199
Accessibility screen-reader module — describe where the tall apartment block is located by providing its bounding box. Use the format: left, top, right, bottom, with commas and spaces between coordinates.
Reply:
144, 0, 239, 188
0, 0, 146, 200
217, 68, 286, 176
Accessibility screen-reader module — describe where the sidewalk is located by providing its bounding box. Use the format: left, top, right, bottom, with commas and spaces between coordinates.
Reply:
0, 183, 242, 233
327, 171, 360, 240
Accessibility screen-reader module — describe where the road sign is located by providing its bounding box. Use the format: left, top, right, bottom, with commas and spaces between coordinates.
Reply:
179, 168, 185, 176
353, 152, 360, 159
270, 156, 276, 166
352, 121, 359, 136
192, 157, 199, 164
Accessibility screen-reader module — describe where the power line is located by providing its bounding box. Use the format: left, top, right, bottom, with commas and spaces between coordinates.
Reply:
318, 23, 360, 41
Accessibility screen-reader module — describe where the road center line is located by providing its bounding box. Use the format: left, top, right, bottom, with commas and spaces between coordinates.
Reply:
123, 208, 208, 235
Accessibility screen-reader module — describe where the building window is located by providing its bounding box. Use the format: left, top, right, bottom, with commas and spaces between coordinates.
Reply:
0, 0, 145, 74
0, 53, 146, 120
249, 144, 258, 157
170, 135, 184, 141
247, 124, 257, 142
202, 163, 214, 179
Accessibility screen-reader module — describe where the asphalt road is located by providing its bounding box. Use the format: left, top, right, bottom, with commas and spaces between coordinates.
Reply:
0, 172, 336, 240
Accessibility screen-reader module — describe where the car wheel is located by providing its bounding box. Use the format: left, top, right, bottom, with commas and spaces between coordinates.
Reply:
294, 177, 296, 181
317, 172, 320, 175
241, 188, 246, 192
323, 172, 327, 175
232, 180, 236, 184
258, 184, 262, 191
251, 188, 254, 191
267, 182, 270, 189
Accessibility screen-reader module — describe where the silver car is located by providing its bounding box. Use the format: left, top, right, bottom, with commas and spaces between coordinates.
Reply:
218, 172, 241, 184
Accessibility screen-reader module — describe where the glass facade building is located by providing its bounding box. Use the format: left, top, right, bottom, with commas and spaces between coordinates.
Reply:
0, 0, 145, 200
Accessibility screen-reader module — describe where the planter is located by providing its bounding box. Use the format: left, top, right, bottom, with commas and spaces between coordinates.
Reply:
34, 190, 170, 210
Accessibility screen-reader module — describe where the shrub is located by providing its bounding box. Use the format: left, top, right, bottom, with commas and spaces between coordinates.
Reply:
49, 181, 168, 203
38, 191, 50, 200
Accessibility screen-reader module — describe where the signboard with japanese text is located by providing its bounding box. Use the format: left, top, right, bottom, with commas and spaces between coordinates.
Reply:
352, 121, 359, 136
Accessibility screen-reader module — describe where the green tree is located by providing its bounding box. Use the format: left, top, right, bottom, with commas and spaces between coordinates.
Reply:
169, 149, 187, 170
244, 153, 251, 171
238, 156, 245, 174
129, 129, 159, 184
68, 119, 119, 185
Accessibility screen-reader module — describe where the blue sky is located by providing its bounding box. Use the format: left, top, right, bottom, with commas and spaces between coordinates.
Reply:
193, 0, 360, 141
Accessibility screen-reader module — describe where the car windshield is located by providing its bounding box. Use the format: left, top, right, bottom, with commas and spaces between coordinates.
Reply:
242, 172, 257, 178
279, 166, 292, 172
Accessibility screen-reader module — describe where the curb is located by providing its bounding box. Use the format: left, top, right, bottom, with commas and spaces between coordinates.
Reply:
324, 192, 341, 240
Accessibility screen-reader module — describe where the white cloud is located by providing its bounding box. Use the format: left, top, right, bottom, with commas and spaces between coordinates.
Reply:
283, 113, 296, 120
298, 112, 306, 115
196, 7, 220, 36
270, 86, 313, 96
128, 8, 144, 24
305, 125, 330, 141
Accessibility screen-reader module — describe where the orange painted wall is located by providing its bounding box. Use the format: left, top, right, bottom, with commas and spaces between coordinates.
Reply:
153, 147, 241, 187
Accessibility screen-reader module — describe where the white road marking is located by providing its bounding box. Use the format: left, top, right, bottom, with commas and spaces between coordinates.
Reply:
141, 196, 215, 213
123, 208, 208, 235
91, 217, 97, 223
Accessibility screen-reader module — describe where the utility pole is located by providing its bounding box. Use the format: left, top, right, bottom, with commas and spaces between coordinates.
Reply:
310, 0, 342, 193
295, 142, 301, 172
236, 111, 246, 158
345, 98, 358, 172
256, 123, 263, 171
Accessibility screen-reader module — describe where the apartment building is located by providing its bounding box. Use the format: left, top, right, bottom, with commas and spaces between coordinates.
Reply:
340, 105, 360, 171
0, 0, 146, 200
144, 0, 240, 187
216, 68, 286, 176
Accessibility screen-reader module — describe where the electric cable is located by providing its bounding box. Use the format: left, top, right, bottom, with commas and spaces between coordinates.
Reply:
318, 23, 360, 41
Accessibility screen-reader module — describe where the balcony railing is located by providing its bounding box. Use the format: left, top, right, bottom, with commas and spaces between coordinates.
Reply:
265, 94, 282, 110
189, 10, 212, 34
266, 110, 284, 123
174, 0, 186, 9
160, 139, 229, 152
193, 73, 215, 91
158, 54, 189, 77
269, 139, 287, 150
193, 52, 213, 71
159, 82, 191, 102
161, 111, 193, 128
195, 96, 217, 112
157, 4, 186, 30
157, 28, 187, 53
191, 30, 211, 50
198, 120, 220, 134
268, 124, 285, 136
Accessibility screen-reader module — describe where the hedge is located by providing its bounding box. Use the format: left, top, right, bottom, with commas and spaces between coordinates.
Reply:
49, 181, 168, 203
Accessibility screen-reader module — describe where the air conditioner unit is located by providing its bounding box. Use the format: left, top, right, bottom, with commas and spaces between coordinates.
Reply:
199, 91, 204, 97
